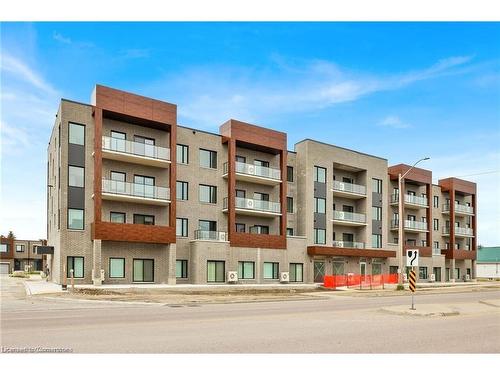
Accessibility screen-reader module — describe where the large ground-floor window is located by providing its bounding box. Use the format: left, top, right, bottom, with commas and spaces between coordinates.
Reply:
419, 266, 428, 279
67, 256, 84, 278
176, 260, 188, 279
333, 261, 344, 275
263, 262, 279, 279
207, 260, 225, 283
133, 259, 154, 282
238, 261, 255, 279
109, 258, 125, 278
289, 263, 303, 282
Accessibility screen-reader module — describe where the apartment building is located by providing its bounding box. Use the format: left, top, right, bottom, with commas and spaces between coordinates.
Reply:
45, 84, 478, 285
0, 235, 46, 274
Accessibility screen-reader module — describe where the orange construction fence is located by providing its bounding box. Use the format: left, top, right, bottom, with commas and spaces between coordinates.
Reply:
323, 273, 398, 289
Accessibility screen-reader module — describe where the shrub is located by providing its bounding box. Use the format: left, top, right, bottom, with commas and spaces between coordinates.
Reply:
396, 284, 405, 291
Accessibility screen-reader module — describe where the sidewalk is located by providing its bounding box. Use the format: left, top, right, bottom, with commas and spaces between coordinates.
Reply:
379, 299, 500, 317
24, 279, 63, 296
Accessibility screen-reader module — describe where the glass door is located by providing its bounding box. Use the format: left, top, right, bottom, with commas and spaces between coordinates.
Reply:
360, 262, 367, 280
313, 261, 325, 283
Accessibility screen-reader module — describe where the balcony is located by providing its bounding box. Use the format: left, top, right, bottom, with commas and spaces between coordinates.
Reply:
222, 162, 281, 185
442, 226, 474, 238
332, 240, 365, 249
332, 210, 366, 226
432, 247, 442, 256
390, 219, 428, 233
223, 197, 281, 217
442, 203, 474, 216
390, 194, 428, 208
101, 136, 171, 168
331, 180, 366, 199
193, 230, 228, 242
101, 179, 170, 206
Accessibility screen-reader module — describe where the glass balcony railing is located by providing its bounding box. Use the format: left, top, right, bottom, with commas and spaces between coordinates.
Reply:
443, 203, 474, 215
332, 240, 365, 249
333, 210, 366, 223
391, 220, 428, 231
442, 226, 474, 236
223, 161, 281, 180
102, 136, 170, 161
194, 230, 228, 241
332, 180, 366, 195
432, 247, 442, 256
391, 194, 428, 206
102, 179, 170, 201
223, 197, 281, 213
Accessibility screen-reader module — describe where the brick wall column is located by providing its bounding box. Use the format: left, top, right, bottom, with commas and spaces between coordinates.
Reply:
92, 239, 102, 286
167, 243, 176, 285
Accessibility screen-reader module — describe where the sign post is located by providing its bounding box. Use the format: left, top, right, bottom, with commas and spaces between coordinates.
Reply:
406, 249, 419, 310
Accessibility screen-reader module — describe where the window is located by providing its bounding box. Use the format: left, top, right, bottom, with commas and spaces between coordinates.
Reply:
419, 267, 428, 279
207, 260, 225, 283
133, 259, 154, 282
314, 229, 326, 244
69, 122, 85, 145
372, 263, 382, 275
263, 262, 279, 279
433, 219, 439, 231
111, 171, 126, 181
0, 244, 7, 253
254, 159, 269, 168
16, 244, 25, 252
199, 220, 216, 232
110, 212, 126, 223
134, 214, 155, 225
176, 181, 189, 200
68, 209, 84, 230
109, 258, 125, 278
253, 192, 269, 201
372, 178, 382, 194
238, 261, 255, 279
176, 260, 188, 278
372, 234, 382, 248
287, 166, 294, 182
454, 268, 460, 280
236, 155, 246, 163
433, 196, 439, 208
67, 256, 84, 278
390, 266, 398, 275
372, 206, 382, 220
176, 218, 188, 237
235, 223, 246, 233
68, 166, 84, 187
111, 130, 126, 139
251, 225, 269, 234
286, 228, 294, 236
421, 240, 427, 246
236, 189, 246, 198
200, 149, 217, 169
433, 241, 439, 249
287, 197, 294, 213
177, 144, 189, 164
314, 166, 326, 183
290, 263, 303, 282
314, 198, 326, 214
199, 184, 217, 203
134, 135, 155, 157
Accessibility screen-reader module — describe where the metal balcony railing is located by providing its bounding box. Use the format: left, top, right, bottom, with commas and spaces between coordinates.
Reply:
442, 226, 474, 236
332, 240, 365, 249
391, 194, 428, 206
224, 196, 281, 213
102, 179, 170, 201
391, 219, 428, 231
194, 230, 228, 241
332, 180, 366, 195
223, 161, 281, 180
102, 136, 170, 161
333, 210, 366, 223
443, 203, 474, 215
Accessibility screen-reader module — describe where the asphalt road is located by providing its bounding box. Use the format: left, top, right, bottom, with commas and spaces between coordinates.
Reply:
1, 276, 499, 353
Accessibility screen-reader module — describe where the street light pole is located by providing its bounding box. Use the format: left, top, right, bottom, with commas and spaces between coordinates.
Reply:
397, 157, 430, 285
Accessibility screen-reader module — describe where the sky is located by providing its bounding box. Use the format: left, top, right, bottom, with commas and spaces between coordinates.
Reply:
1, 22, 499, 245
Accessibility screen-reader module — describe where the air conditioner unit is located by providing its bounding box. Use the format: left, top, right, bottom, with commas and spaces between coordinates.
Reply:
227, 271, 238, 283
429, 273, 436, 282
218, 232, 227, 241
280, 272, 289, 283
247, 165, 255, 175
246, 199, 254, 209
339, 182, 345, 190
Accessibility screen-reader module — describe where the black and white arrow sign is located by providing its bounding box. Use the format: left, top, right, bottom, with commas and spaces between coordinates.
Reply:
406, 249, 419, 267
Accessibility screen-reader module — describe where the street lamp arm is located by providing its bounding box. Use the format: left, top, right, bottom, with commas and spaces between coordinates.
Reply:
401, 157, 431, 180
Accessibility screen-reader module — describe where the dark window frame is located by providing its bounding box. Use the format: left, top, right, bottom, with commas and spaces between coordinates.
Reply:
176, 181, 189, 201
287, 196, 294, 213
133, 258, 154, 282
235, 223, 246, 233
68, 122, 86, 146
67, 256, 84, 278
176, 259, 188, 279
207, 260, 225, 283
68, 165, 85, 188
199, 184, 217, 204
263, 262, 280, 279
177, 144, 189, 164
290, 263, 304, 282
67, 208, 84, 230
133, 214, 155, 225
110, 211, 126, 223
109, 257, 125, 279
238, 261, 255, 279
199, 148, 217, 169
176, 218, 188, 237
314, 166, 327, 183
287, 166, 294, 182
15, 244, 25, 252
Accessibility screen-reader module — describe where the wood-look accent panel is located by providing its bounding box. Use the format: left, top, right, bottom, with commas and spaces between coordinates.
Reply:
231, 233, 286, 249
388, 164, 432, 184
92, 222, 175, 244
307, 246, 396, 258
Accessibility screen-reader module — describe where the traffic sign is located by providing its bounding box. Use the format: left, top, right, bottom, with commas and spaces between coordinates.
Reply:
406, 249, 419, 267
409, 270, 417, 292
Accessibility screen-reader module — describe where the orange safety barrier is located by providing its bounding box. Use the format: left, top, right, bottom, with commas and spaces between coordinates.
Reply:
323, 273, 399, 289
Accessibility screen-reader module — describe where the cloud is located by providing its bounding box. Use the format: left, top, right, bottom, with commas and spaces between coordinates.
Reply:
378, 115, 412, 129
53, 31, 71, 44
146, 55, 475, 129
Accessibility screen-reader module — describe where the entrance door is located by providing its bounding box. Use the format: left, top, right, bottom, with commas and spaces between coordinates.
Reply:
360, 262, 367, 280
313, 261, 325, 283
433, 267, 442, 282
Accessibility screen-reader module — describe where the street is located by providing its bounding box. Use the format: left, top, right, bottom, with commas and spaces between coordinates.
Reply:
1, 276, 499, 353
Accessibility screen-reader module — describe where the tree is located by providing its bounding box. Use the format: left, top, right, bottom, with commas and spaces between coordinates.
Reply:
7, 231, 15, 240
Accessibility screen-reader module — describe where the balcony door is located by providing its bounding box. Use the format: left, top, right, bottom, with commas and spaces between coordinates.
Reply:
110, 171, 126, 193
134, 135, 155, 158
134, 175, 155, 198
110, 131, 126, 152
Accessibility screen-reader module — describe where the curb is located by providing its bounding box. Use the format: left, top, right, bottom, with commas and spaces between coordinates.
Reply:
479, 300, 500, 308
378, 307, 460, 317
